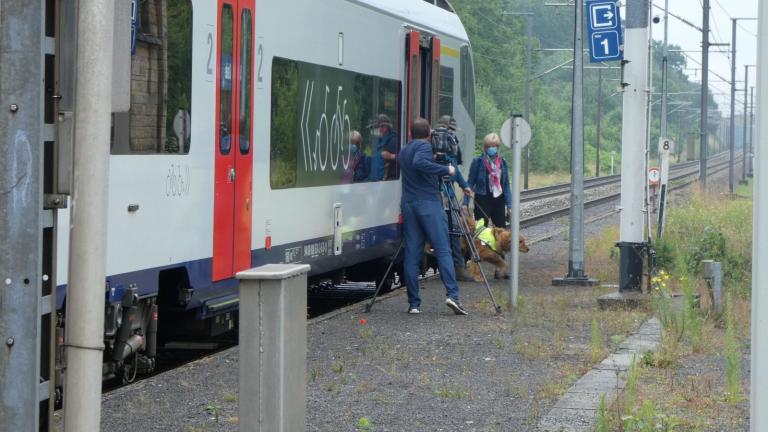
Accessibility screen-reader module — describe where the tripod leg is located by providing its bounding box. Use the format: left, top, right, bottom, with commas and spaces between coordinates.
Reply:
445, 185, 502, 314
364, 238, 404, 313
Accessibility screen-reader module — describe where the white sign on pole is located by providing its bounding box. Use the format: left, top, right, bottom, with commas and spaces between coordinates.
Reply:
648, 167, 660, 185
501, 117, 531, 149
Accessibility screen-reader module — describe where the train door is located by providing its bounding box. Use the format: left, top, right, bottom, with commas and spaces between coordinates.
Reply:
213, 0, 255, 281
405, 31, 441, 141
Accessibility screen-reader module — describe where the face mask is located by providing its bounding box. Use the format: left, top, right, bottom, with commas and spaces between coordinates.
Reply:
350, 144, 358, 154
486, 147, 498, 157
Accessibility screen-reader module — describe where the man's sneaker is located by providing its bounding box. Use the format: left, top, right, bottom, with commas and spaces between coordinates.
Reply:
445, 298, 468, 315
408, 307, 421, 314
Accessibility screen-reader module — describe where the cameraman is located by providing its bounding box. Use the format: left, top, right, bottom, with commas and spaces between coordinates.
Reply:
434, 116, 473, 282
399, 118, 468, 315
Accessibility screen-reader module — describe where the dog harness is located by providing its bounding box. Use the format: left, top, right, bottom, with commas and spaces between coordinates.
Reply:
474, 219, 498, 253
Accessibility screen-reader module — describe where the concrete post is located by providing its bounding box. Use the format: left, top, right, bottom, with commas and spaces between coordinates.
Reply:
237, 264, 310, 432
618, 0, 650, 292
0, 1, 44, 430
63, 1, 114, 430
701, 260, 723, 315
751, 3, 768, 428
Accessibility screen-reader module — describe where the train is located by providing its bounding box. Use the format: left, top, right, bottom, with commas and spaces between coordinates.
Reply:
51, 0, 477, 386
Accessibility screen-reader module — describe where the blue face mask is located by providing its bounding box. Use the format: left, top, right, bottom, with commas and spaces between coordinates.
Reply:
350, 144, 358, 154
486, 147, 498, 157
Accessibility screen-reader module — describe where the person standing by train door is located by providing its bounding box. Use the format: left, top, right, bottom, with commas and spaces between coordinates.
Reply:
399, 118, 468, 315
368, 114, 399, 181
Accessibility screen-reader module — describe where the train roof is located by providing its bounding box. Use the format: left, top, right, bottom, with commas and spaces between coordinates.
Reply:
349, 0, 470, 42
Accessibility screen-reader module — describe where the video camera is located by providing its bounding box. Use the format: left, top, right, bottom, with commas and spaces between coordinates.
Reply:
431, 126, 459, 165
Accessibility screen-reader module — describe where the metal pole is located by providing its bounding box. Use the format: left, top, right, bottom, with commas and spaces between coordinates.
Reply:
660, 0, 670, 141
700, 0, 710, 185
728, 18, 737, 195
751, 5, 768, 428
749, 86, 755, 177
552, 0, 596, 287
741, 65, 751, 184
509, 116, 523, 308
596, 68, 603, 177
617, 0, 650, 292
524, 16, 533, 190
568, 0, 585, 278
0, 1, 44, 430
63, 0, 114, 431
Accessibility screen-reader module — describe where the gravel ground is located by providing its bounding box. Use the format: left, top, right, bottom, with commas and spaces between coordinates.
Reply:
50, 164, 742, 432
51, 203, 630, 432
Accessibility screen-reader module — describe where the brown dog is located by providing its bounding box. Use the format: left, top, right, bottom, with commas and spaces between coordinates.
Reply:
464, 217, 529, 281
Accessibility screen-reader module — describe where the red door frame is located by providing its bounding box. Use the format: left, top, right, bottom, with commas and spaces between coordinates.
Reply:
406, 30, 420, 142
213, 0, 255, 281
430, 36, 441, 125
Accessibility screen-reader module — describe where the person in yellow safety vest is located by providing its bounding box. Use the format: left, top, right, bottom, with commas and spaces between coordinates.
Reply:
474, 219, 499, 254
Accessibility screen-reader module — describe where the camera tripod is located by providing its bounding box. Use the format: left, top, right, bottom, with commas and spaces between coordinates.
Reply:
364, 176, 502, 314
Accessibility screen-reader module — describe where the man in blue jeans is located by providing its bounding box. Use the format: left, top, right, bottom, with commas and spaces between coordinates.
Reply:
399, 118, 467, 315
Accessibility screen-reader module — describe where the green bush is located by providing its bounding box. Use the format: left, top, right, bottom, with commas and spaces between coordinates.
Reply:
684, 226, 726, 276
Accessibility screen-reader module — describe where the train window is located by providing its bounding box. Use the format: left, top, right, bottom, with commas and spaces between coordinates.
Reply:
110, 0, 193, 155
239, 9, 253, 155
219, 5, 234, 155
460, 45, 475, 124
439, 66, 454, 119
269, 57, 402, 189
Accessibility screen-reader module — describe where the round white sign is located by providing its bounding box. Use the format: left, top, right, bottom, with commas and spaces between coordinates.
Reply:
648, 167, 660, 185
500, 117, 532, 149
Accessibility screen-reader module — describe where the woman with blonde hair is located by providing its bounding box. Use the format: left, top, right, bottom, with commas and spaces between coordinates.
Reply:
464, 132, 512, 227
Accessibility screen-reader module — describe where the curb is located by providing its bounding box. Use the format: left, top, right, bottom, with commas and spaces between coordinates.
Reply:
537, 317, 662, 432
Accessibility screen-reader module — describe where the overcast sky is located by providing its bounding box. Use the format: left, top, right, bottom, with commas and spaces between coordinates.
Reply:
645, 0, 758, 113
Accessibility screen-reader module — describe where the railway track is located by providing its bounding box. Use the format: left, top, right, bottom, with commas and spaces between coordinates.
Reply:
520, 152, 734, 228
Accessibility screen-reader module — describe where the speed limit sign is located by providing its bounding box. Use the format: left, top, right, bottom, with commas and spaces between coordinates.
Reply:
648, 167, 660, 185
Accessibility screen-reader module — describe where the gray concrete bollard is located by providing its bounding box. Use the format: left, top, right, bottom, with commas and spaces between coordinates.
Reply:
702, 260, 723, 315
237, 264, 310, 432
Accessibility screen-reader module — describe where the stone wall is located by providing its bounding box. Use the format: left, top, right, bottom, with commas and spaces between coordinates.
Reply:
129, 0, 167, 153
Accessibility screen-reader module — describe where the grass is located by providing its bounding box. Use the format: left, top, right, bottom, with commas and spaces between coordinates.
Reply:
523, 171, 572, 189
593, 181, 753, 430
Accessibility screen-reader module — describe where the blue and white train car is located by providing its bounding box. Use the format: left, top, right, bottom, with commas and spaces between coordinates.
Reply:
54, 0, 476, 381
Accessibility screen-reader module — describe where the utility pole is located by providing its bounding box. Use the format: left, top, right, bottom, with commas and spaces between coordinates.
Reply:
617, 0, 649, 293
596, 67, 603, 177
552, 0, 596, 287
502, 11, 534, 189
751, 5, 767, 428
700, 0, 710, 185
728, 18, 738, 195
63, 0, 114, 431
749, 86, 755, 177
525, 15, 533, 190
660, 0, 670, 143
0, 1, 47, 430
741, 65, 755, 184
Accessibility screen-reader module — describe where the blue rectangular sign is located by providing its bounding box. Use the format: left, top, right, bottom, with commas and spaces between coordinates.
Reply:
586, 0, 623, 62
